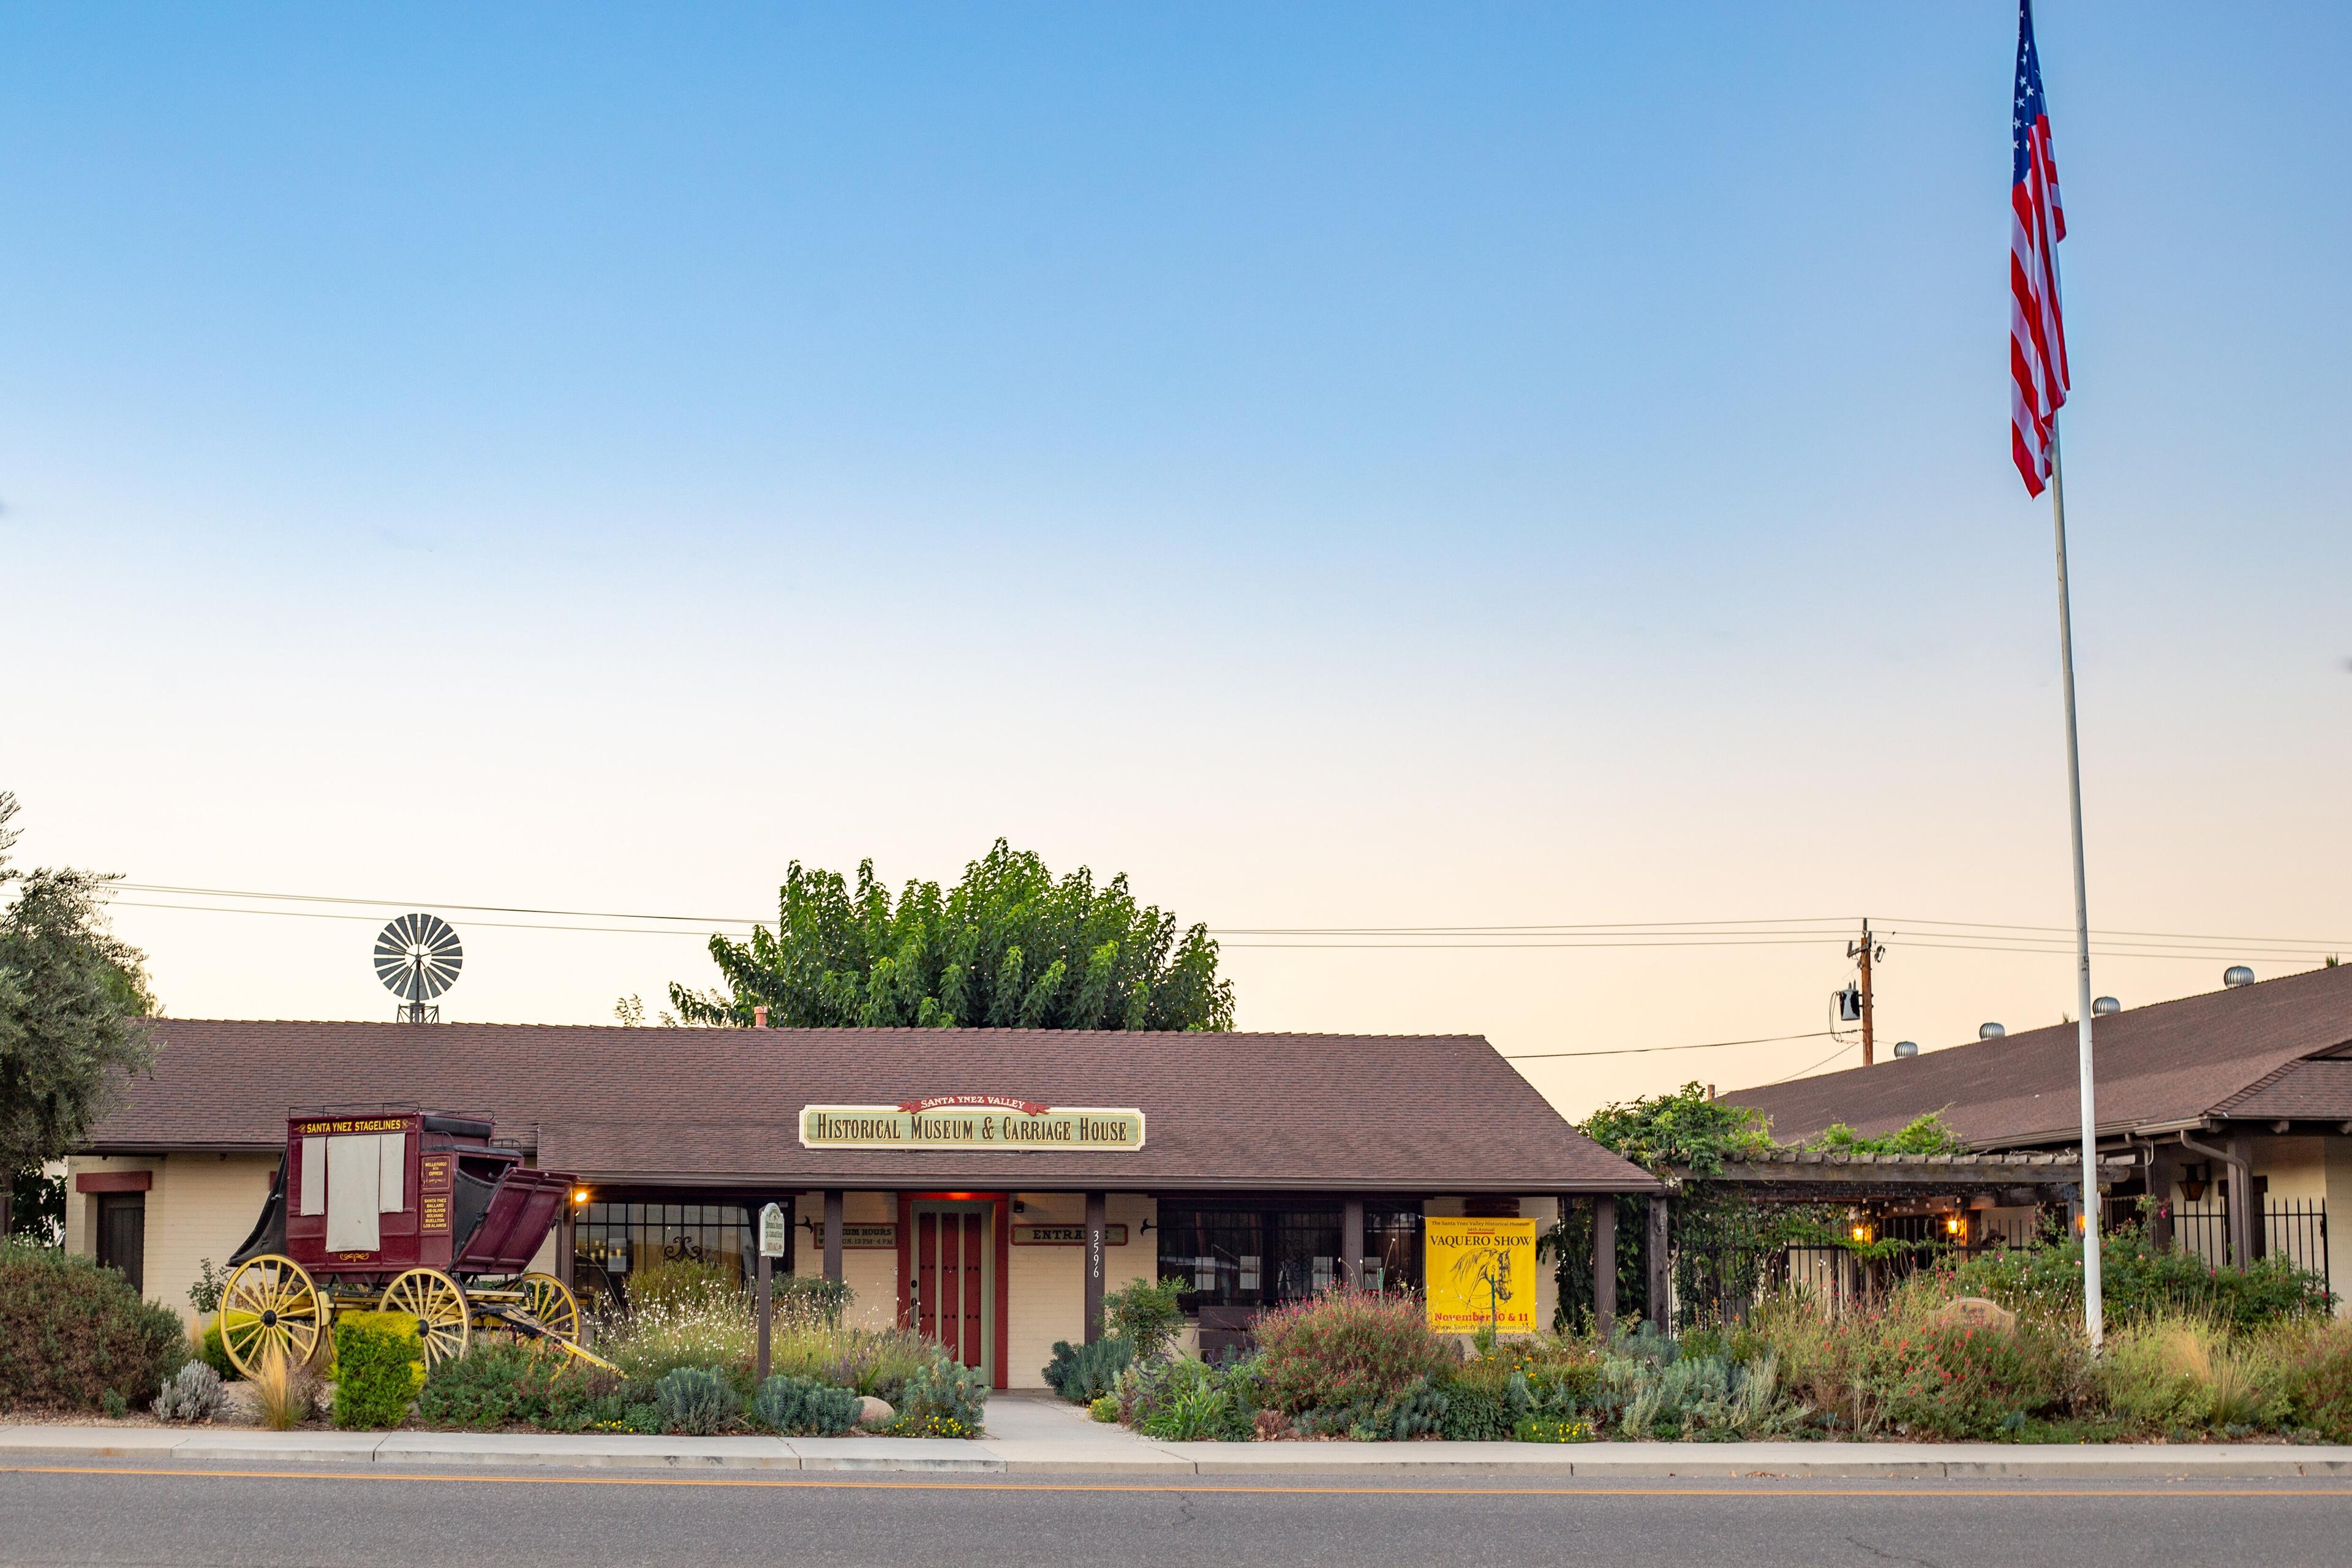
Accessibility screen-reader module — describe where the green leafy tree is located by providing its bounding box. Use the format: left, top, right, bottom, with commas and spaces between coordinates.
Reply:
0, 793, 159, 1237
670, 840, 1235, 1031
1804, 1112, 1970, 1156
1578, 1082, 1774, 1176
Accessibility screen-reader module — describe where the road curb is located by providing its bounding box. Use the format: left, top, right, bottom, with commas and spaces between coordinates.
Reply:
7, 1427, 2352, 1480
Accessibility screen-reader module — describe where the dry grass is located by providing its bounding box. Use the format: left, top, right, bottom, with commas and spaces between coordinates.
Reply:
246, 1347, 318, 1430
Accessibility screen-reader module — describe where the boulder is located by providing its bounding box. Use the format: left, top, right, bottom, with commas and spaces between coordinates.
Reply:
857, 1396, 895, 1429
1931, 1295, 2016, 1332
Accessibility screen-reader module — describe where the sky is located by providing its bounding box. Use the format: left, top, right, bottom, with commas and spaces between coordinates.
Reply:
4, 3, 2347, 1122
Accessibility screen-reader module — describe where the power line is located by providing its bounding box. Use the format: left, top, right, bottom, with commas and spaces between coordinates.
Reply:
97, 881, 2351, 960
1502, 1029, 1834, 1061
1766, 1038, 1860, 1084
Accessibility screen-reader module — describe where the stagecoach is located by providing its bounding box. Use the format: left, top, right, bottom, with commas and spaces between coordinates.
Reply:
216, 1108, 611, 1375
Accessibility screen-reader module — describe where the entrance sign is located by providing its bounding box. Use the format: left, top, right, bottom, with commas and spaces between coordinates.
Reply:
1012, 1223, 1128, 1247
758, 1202, 788, 1259
1423, 1218, 1538, 1335
800, 1101, 1145, 1152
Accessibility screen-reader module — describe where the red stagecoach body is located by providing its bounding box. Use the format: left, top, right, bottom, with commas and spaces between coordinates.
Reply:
238, 1108, 578, 1281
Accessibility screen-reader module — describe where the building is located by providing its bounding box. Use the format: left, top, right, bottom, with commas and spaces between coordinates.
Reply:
66, 1019, 1659, 1386
1724, 963, 2352, 1310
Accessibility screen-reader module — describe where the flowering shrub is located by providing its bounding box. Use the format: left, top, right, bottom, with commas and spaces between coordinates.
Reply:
1253, 1289, 1453, 1420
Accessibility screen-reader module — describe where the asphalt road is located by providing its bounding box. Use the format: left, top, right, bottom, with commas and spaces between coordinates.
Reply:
2, 1461, 2348, 1568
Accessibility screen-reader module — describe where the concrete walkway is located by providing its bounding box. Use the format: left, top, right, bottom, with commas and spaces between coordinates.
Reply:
8, 1398, 2352, 1479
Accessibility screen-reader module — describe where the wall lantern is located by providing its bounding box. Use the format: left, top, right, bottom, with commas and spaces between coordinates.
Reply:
1943, 1215, 1966, 1237
1849, 1223, 1873, 1244
2179, 1163, 2209, 1204
570, 1188, 592, 1206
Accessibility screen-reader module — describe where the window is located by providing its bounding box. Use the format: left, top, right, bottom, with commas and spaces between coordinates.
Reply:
573, 1201, 752, 1311
1364, 1205, 1424, 1295
1158, 1203, 1350, 1314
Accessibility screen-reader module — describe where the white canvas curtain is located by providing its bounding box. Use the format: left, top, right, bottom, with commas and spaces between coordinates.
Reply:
317, 1131, 409, 1252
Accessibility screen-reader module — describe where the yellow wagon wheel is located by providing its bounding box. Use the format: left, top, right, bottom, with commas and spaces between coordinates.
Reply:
515, 1272, 580, 1342
381, 1268, 471, 1369
217, 1255, 324, 1379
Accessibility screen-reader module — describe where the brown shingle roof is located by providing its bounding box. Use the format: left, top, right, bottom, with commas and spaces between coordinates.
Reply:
86, 1019, 1658, 1194
2213, 1059, 2352, 1123
1722, 965, 2352, 1148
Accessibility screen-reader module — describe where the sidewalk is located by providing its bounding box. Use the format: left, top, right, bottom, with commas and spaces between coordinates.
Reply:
7, 1395, 2351, 1480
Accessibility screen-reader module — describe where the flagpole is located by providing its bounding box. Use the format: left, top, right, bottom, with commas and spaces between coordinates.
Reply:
2048, 418, 2105, 1349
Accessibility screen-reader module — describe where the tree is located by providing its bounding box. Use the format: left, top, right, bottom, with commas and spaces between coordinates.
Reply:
0, 793, 159, 1238
669, 839, 1235, 1031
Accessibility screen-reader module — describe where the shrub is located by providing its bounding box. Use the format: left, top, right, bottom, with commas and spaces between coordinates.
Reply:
1089, 1393, 1120, 1422
625, 1258, 740, 1316
540, 1368, 660, 1434
248, 1345, 318, 1429
418, 1343, 572, 1430
2092, 1315, 2288, 1434
154, 1362, 226, 1423
332, 1311, 424, 1430
654, 1365, 737, 1435
1043, 1336, 1134, 1403
893, 1357, 988, 1436
187, 1258, 228, 1316
601, 1293, 755, 1391
1294, 1374, 1448, 1441
1949, 1225, 2331, 1331
1120, 1354, 1261, 1441
766, 1321, 935, 1404
1252, 1289, 1454, 1421
1102, 1277, 1189, 1360
2272, 1317, 2352, 1441
752, 1373, 862, 1436
1750, 1279, 2086, 1439
1513, 1415, 1594, 1442
195, 1317, 236, 1381
775, 1275, 853, 1325
0, 1240, 187, 1413
1607, 1351, 1798, 1440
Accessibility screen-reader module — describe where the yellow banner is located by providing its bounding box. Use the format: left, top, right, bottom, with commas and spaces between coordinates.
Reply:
1423, 1218, 1537, 1335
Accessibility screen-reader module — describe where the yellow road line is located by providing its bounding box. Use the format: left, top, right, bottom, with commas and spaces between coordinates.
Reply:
1, 1464, 2348, 1499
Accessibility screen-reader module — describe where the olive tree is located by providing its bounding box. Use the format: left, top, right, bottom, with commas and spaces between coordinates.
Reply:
0, 793, 157, 1238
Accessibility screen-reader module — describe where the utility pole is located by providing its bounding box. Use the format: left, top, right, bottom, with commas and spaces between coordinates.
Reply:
1847, 919, 1884, 1066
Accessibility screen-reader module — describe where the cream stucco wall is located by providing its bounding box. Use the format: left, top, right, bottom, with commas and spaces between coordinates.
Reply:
66, 1152, 280, 1328
790, 1191, 905, 1333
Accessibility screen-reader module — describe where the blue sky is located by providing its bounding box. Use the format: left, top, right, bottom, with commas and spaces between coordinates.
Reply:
4, 4, 2347, 1116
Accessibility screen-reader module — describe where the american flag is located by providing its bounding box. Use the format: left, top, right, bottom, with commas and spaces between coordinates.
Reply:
2010, 0, 2068, 497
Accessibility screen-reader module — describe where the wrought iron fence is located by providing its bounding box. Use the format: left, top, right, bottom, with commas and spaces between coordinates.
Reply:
2266, 1199, 2329, 1273
2168, 1199, 2327, 1272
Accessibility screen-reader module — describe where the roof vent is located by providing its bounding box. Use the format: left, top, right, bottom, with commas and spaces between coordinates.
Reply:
2224, 966, 2256, 988
1893, 1039, 1919, 1058
2092, 995, 2120, 1016
1979, 1022, 2006, 1039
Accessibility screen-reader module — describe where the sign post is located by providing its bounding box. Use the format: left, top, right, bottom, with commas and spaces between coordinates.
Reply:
756, 1201, 787, 1382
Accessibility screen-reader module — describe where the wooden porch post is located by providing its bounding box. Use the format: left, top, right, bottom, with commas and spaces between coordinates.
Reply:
823, 1189, 844, 1282
1645, 1194, 1670, 1333
1341, 1197, 1365, 1291
2226, 1136, 2255, 1267
1084, 1191, 1108, 1344
1592, 1194, 1617, 1338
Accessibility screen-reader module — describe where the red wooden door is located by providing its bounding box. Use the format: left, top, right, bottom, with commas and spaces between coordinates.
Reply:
912, 1205, 987, 1370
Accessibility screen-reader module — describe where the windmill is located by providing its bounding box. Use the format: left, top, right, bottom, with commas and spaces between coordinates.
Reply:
374, 913, 463, 1022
